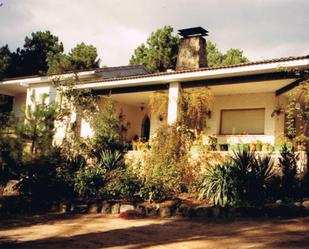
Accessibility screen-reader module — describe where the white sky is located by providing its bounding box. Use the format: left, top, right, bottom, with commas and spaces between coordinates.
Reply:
0, 0, 308, 66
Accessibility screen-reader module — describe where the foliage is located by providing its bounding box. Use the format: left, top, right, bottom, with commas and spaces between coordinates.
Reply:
232, 150, 276, 204
0, 45, 12, 79
17, 149, 69, 201
0, 115, 23, 182
141, 124, 193, 200
198, 162, 238, 207
48, 42, 100, 74
6, 31, 63, 77
285, 70, 309, 143
206, 41, 249, 67
130, 26, 179, 72
179, 88, 213, 133
97, 150, 123, 171
74, 164, 106, 199
129, 26, 249, 72
15, 91, 58, 157
1, 30, 100, 78
279, 145, 299, 198
148, 91, 168, 121
198, 150, 277, 206
103, 168, 141, 200
90, 97, 124, 157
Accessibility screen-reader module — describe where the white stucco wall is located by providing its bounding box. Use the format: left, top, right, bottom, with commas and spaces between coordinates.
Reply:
12, 93, 26, 117
80, 97, 150, 141
207, 93, 282, 145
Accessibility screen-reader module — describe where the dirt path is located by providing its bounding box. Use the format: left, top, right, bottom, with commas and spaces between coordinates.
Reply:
0, 213, 308, 249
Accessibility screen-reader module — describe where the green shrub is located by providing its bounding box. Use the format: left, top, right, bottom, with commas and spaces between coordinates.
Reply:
90, 97, 124, 157
103, 169, 141, 200
279, 145, 299, 198
141, 124, 193, 200
74, 164, 106, 199
17, 149, 68, 201
139, 180, 167, 201
98, 150, 123, 171
198, 162, 238, 207
232, 150, 277, 204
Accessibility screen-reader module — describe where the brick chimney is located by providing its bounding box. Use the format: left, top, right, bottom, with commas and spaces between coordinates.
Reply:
176, 27, 208, 70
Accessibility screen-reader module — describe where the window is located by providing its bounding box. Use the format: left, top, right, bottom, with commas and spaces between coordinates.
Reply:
0, 94, 13, 113
220, 108, 265, 135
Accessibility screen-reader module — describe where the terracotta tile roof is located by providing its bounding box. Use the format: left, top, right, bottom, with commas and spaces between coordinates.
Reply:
1, 55, 308, 83
80, 55, 309, 84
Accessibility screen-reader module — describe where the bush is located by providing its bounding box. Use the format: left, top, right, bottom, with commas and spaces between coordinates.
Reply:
141, 124, 193, 200
232, 150, 276, 204
91, 97, 124, 157
279, 145, 299, 198
198, 162, 238, 207
103, 169, 141, 200
17, 149, 69, 201
74, 164, 106, 199
197, 150, 278, 207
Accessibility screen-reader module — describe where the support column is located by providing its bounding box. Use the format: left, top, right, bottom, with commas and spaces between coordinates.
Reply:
167, 82, 181, 124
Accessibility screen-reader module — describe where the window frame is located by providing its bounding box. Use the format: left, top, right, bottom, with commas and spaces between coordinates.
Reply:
219, 108, 266, 135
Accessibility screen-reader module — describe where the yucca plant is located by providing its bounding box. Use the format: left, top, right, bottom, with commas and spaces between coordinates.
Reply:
198, 162, 238, 207
98, 150, 124, 171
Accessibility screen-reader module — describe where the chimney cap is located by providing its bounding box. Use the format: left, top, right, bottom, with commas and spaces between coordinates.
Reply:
178, 27, 208, 38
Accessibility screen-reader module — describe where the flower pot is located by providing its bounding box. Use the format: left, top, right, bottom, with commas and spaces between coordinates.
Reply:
256, 143, 262, 151
249, 144, 256, 152
262, 144, 269, 152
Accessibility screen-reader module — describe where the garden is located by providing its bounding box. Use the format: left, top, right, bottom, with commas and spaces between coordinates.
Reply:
0, 71, 309, 217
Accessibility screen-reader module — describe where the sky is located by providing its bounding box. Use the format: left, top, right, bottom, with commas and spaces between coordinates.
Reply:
0, 0, 308, 67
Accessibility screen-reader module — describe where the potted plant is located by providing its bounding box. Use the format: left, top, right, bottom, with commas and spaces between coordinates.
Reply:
256, 140, 262, 151
262, 143, 270, 152
295, 134, 309, 151
249, 143, 256, 152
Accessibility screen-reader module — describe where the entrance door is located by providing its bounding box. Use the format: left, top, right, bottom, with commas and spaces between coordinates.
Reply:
141, 115, 150, 141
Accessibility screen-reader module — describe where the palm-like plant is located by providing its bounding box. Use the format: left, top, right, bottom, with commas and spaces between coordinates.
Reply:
198, 162, 238, 207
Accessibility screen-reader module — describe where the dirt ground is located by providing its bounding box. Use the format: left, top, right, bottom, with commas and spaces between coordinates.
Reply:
0, 213, 309, 249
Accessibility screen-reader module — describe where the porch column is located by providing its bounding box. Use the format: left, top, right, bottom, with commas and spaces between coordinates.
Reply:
167, 82, 181, 124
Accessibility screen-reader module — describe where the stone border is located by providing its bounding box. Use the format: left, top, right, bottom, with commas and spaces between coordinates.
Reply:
1, 197, 309, 218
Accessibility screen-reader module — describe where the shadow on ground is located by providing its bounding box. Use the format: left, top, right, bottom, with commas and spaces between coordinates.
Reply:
1, 214, 309, 249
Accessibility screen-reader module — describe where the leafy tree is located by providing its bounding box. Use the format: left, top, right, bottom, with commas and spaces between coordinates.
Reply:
130, 26, 249, 72
90, 96, 124, 156
0, 45, 12, 79
21, 31, 63, 76
222, 48, 249, 65
48, 42, 100, 75
70, 42, 100, 70
16, 91, 58, 157
130, 26, 179, 72
206, 41, 223, 67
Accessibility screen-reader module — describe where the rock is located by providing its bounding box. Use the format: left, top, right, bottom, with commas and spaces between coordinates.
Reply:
212, 206, 221, 217
88, 203, 100, 213
146, 205, 158, 217
159, 207, 171, 217
195, 205, 211, 217
75, 204, 88, 213
101, 202, 112, 214
2, 180, 20, 196
111, 203, 120, 214
135, 205, 146, 216
176, 204, 195, 217
294, 202, 302, 207
302, 200, 309, 210
59, 202, 71, 213
276, 200, 282, 205
120, 204, 135, 213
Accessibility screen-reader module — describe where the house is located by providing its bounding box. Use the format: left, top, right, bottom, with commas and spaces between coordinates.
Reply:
1, 27, 309, 149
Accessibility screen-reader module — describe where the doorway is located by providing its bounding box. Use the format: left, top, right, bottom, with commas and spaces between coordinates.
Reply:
141, 115, 150, 141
